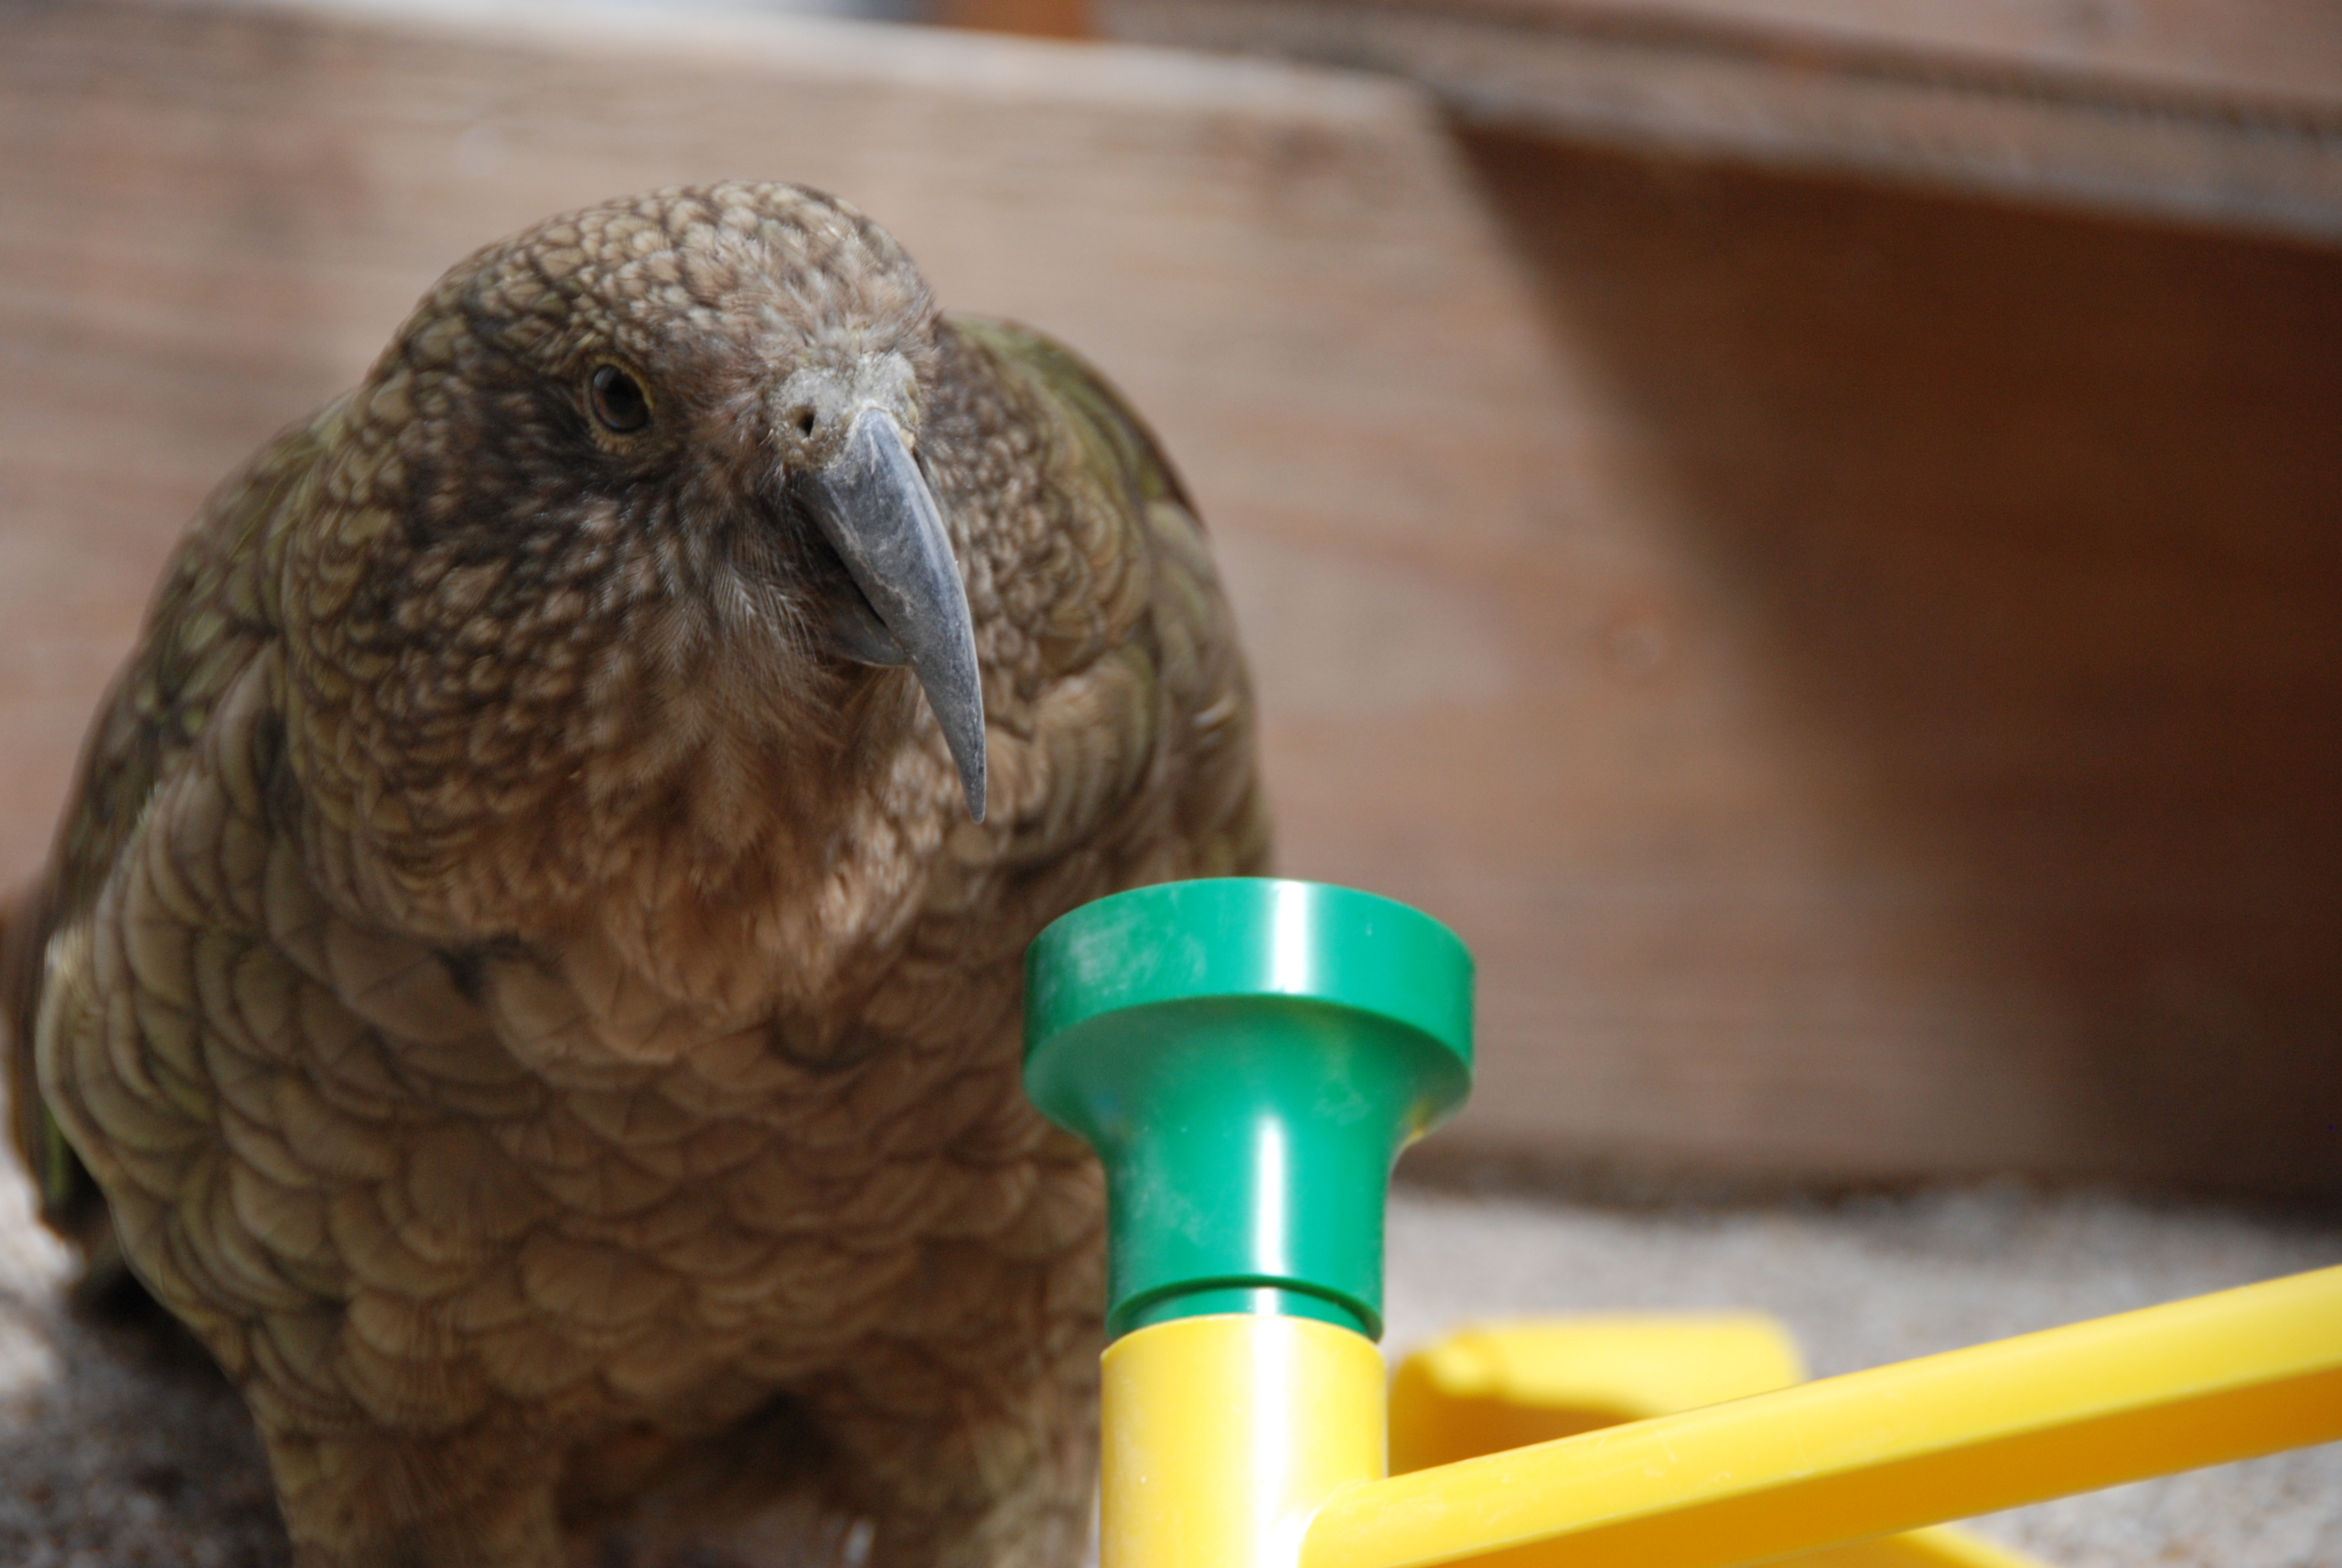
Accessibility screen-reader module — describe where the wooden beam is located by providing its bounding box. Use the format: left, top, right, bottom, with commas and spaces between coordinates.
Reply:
1101, 0, 2342, 241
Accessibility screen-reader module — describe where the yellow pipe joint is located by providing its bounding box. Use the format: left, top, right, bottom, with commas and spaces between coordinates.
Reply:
1101, 1312, 1388, 1568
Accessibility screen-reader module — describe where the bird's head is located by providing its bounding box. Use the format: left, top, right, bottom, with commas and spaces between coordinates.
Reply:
285, 183, 987, 940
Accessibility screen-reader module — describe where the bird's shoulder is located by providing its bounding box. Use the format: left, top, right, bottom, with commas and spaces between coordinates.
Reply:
943, 315, 1195, 518
932, 315, 1270, 883
937, 314, 1212, 685
5, 403, 334, 1235
49, 403, 332, 929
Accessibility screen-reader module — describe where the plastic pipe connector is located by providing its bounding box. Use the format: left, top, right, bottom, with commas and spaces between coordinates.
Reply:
1024, 878, 1474, 1340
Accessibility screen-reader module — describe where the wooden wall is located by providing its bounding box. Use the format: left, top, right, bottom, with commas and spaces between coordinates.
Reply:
0, 0, 2335, 1197
1398, 133, 2342, 1197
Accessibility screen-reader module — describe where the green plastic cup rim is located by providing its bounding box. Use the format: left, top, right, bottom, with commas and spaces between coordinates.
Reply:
1024, 877, 1473, 1073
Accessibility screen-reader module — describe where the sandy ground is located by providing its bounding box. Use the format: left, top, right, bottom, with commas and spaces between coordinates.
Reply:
0, 1148, 2335, 1567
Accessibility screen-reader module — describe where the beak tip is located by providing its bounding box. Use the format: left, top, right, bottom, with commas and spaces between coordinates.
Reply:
959, 757, 987, 824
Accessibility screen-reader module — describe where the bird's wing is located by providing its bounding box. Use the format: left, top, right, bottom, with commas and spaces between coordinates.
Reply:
951, 316, 1198, 516
947, 316, 1269, 883
4, 409, 325, 1243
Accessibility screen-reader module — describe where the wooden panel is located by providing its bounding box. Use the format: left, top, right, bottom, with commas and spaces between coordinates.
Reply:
1101, 0, 2342, 241
1388, 133, 2342, 1197
1, 0, 2337, 1197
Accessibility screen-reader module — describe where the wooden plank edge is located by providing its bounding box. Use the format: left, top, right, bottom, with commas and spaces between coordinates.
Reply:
172, 0, 1431, 125
1101, 0, 2342, 244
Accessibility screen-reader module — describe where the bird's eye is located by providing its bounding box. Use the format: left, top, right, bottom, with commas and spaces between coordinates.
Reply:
588, 364, 652, 434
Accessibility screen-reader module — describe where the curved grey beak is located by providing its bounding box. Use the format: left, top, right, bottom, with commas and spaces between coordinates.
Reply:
801, 407, 986, 822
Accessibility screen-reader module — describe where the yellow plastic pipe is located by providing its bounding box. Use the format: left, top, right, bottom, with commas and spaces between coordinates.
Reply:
1388, 1316, 2051, 1567
1101, 1311, 1388, 1568
1389, 1316, 1810, 1473
1303, 1263, 2342, 1568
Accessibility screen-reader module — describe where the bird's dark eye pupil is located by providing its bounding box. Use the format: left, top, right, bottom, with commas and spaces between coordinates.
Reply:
589, 365, 650, 433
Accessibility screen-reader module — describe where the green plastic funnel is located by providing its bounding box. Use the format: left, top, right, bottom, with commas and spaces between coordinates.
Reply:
1024, 878, 1474, 1341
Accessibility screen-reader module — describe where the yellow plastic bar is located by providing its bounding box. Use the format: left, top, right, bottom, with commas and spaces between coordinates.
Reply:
1304, 1263, 2342, 1568
1390, 1317, 2052, 1568
1390, 1316, 1808, 1472
1101, 1311, 1387, 1568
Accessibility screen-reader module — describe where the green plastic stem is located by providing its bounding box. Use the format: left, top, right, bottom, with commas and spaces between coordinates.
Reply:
1023, 879, 1474, 1342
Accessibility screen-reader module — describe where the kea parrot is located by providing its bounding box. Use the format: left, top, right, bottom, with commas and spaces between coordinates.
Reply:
0, 181, 1266, 1568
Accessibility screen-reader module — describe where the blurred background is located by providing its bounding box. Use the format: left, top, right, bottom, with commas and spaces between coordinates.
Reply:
5, 0, 2336, 1200
1, 3, 2339, 1563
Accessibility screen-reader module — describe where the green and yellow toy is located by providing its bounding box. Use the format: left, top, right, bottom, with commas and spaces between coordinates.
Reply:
1025, 877, 2342, 1568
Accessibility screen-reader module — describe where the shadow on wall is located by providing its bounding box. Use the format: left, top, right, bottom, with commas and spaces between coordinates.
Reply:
1456, 130, 2342, 1198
